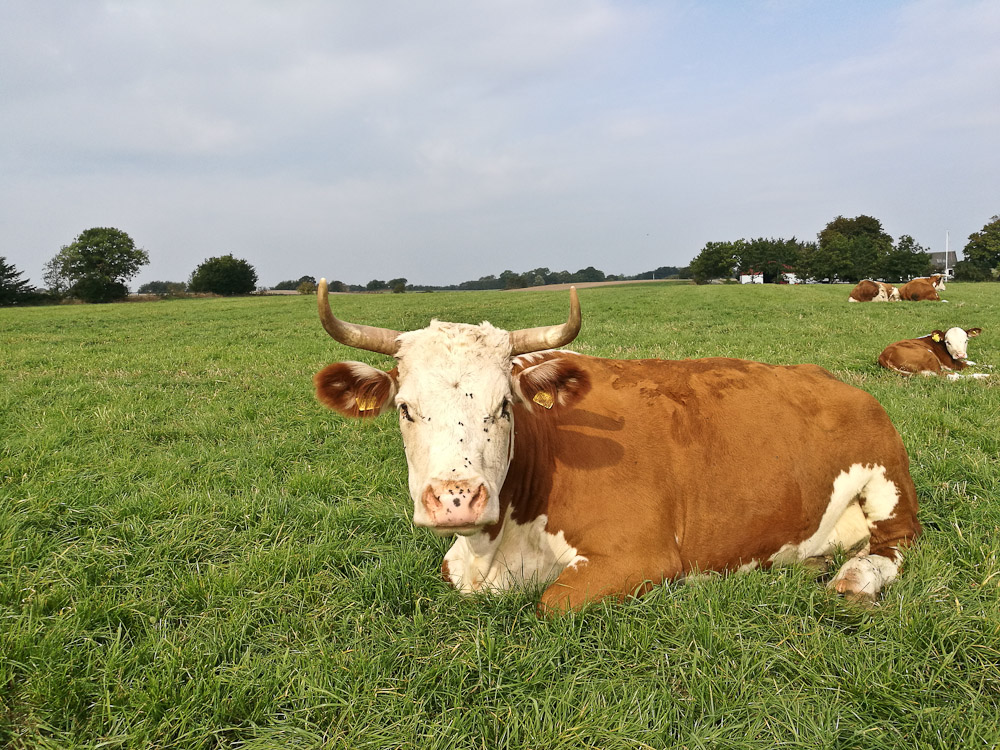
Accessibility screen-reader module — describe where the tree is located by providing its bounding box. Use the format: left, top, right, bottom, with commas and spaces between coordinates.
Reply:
953, 259, 992, 281
188, 254, 258, 295
274, 275, 317, 291
458, 275, 502, 291
297, 280, 317, 294
138, 280, 187, 296
816, 215, 893, 282
44, 227, 149, 302
962, 215, 1000, 276
735, 237, 803, 283
881, 235, 931, 281
0, 256, 36, 306
500, 270, 527, 289
326, 279, 348, 293
571, 266, 606, 283
366, 279, 388, 291
689, 241, 738, 283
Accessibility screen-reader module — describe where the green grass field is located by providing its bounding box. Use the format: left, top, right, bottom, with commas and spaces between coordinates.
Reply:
2, 283, 999, 749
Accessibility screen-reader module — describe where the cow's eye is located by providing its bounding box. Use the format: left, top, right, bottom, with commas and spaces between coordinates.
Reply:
399, 403, 415, 422
500, 400, 512, 419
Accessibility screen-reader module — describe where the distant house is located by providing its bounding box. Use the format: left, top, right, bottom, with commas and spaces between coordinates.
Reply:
930, 250, 958, 277
740, 272, 764, 284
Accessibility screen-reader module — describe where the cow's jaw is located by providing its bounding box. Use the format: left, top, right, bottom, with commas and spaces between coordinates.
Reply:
944, 327, 969, 361
394, 320, 516, 535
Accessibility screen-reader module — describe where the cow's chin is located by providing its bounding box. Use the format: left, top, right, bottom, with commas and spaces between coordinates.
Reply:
426, 523, 484, 538
412, 508, 498, 537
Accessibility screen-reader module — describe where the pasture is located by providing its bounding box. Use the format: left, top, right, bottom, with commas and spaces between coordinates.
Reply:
2, 283, 999, 748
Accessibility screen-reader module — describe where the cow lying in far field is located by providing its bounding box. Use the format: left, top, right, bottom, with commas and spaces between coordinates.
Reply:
899, 274, 946, 302
879, 327, 988, 380
314, 281, 920, 612
849, 280, 900, 302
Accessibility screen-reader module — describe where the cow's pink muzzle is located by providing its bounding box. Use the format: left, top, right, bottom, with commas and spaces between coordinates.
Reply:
420, 480, 489, 529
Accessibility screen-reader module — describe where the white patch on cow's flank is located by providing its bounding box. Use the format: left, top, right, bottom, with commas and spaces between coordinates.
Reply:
443, 508, 585, 594
769, 463, 897, 564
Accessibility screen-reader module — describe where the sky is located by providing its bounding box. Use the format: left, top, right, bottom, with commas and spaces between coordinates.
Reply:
2, 0, 999, 290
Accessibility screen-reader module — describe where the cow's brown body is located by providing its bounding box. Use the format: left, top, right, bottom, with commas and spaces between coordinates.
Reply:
899, 275, 944, 301
849, 280, 898, 302
485, 353, 920, 610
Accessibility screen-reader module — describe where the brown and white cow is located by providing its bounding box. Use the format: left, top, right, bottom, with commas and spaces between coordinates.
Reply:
899, 274, 946, 301
314, 281, 920, 612
879, 327, 987, 380
848, 280, 900, 302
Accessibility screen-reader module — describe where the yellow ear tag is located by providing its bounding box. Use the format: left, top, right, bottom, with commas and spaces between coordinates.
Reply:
533, 391, 555, 410
356, 395, 378, 412
932, 333, 941, 342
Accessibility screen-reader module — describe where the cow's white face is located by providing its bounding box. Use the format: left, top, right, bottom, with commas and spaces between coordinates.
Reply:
314, 282, 585, 537
394, 321, 516, 534
943, 327, 969, 360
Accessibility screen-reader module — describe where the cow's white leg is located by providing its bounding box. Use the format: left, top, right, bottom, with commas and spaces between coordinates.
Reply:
829, 552, 899, 602
825, 463, 919, 602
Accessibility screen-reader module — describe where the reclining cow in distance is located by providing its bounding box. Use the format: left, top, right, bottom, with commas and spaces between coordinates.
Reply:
879, 327, 988, 380
899, 274, 947, 302
848, 280, 900, 302
314, 280, 921, 613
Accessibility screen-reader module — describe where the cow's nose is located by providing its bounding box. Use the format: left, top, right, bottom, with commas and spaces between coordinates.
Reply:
421, 480, 489, 528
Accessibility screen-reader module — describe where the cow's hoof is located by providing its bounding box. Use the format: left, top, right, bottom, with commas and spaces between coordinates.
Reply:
830, 565, 878, 603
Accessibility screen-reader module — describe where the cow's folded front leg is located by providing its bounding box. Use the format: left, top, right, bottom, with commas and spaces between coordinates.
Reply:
537, 552, 681, 614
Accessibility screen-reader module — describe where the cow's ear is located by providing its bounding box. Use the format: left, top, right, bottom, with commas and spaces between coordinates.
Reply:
967, 328, 982, 338
930, 330, 945, 342
315, 362, 397, 418
512, 358, 591, 413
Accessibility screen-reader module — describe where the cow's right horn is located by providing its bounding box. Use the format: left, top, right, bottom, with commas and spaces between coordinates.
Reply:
509, 287, 582, 355
317, 278, 402, 356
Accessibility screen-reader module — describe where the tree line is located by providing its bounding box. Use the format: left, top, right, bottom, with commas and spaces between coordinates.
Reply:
688, 214, 1000, 285
3, 215, 999, 307
1, 228, 262, 305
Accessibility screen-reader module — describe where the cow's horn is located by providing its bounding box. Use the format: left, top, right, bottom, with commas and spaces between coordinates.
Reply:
509, 287, 582, 355
317, 278, 402, 356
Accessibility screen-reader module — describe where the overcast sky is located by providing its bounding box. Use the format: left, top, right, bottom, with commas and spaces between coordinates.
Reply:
2, 1, 998, 289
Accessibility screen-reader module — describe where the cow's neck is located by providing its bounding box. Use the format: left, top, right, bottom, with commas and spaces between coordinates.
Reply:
923, 337, 964, 369
498, 404, 557, 528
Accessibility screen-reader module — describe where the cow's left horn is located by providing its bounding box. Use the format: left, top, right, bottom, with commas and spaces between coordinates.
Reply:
509, 287, 582, 355
317, 278, 402, 356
